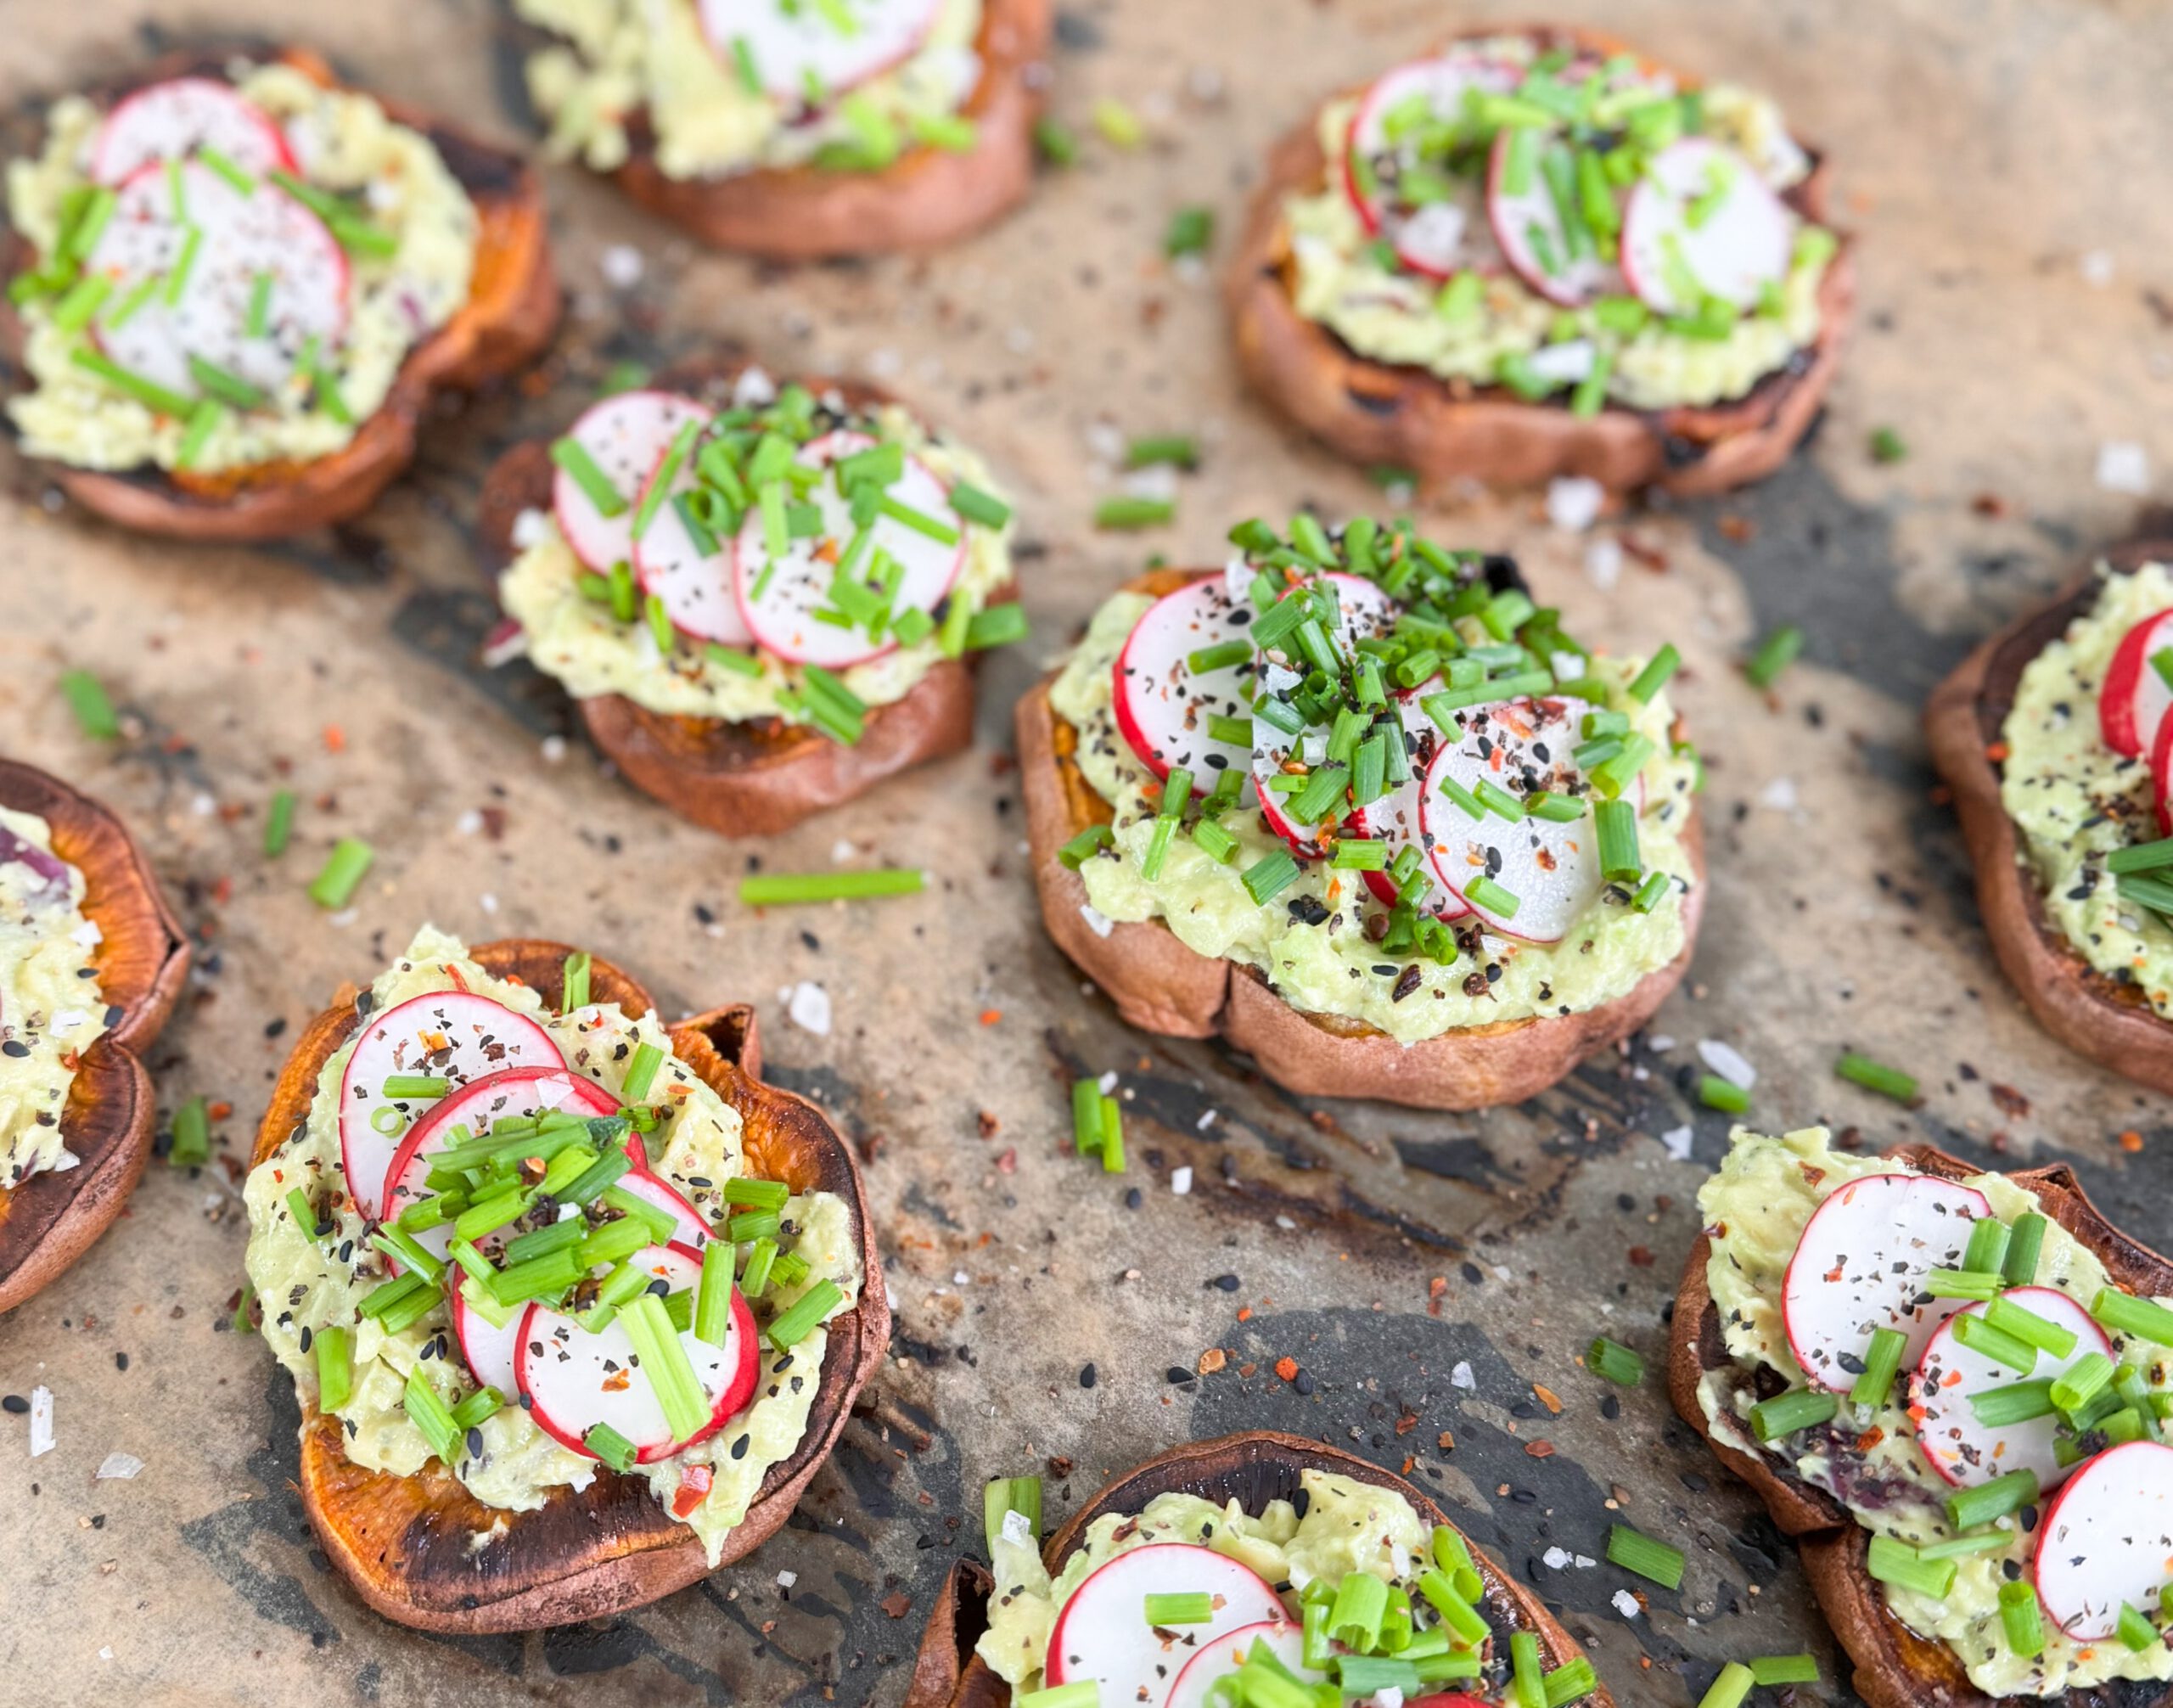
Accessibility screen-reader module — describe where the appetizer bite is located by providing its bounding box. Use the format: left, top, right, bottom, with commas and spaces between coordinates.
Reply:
481, 357, 1024, 836
1674, 1126, 2173, 1708
514, 0, 1053, 259
0, 759, 186, 1312
1019, 514, 1704, 1110
1227, 26, 1852, 497
907, 1430, 1611, 1707
2, 48, 558, 542
241, 928, 885, 1631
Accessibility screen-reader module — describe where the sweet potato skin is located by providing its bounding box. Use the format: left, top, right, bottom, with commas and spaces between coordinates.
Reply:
1, 47, 559, 543
249, 939, 889, 1633
0, 760, 188, 1313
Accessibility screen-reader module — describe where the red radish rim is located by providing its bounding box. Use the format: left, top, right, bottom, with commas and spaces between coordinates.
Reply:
1043, 1542, 1288, 1686
2032, 1437, 2173, 1637
1167, 1617, 1306, 1703
2153, 706, 2173, 839
89, 76, 299, 186
1109, 579, 1250, 788
551, 390, 710, 575
1485, 129, 1597, 309
1909, 1285, 2111, 1490
694, 0, 941, 106
2101, 610, 2173, 758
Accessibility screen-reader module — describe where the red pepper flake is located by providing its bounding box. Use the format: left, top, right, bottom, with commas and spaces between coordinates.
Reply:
208, 1101, 233, 1121
1436, 1430, 1456, 1452
671, 1463, 712, 1518
1235, 1306, 1252, 1323
322, 725, 346, 754
880, 1593, 912, 1620
1985, 740, 2010, 763
1533, 1384, 1563, 1416
602, 1369, 631, 1392
1274, 1356, 1299, 1382
978, 1009, 1002, 1026
1856, 1427, 1885, 1452
2120, 1130, 2145, 1154
1627, 1246, 1654, 1267
1525, 1440, 1556, 1458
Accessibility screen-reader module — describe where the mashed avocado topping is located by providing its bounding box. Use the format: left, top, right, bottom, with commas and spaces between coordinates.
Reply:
0, 808, 106, 1191
1050, 517, 1696, 1043
1999, 561, 2173, 1016
519, 0, 984, 180
1283, 34, 1836, 412
501, 375, 1018, 728
242, 926, 862, 1564
7, 62, 479, 476
1697, 1127, 2173, 1697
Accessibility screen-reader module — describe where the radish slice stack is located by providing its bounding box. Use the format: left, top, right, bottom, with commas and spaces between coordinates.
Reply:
2099, 608, 2173, 759
1113, 577, 1258, 794
1042, 1542, 1289, 1702
1358, 693, 1468, 917
693, 0, 942, 104
1620, 138, 1794, 315
1912, 1288, 2109, 1491
1487, 132, 1622, 307
632, 418, 759, 648
1342, 53, 1518, 279
553, 390, 711, 575
89, 78, 298, 186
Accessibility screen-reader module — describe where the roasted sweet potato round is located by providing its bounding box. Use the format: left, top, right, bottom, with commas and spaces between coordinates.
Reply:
250, 939, 890, 1632
0, 759, 187, 1313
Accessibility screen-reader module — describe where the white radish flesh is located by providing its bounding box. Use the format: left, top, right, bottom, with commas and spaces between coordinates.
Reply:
1343, 53, 1516, 278
1779, 1172, 1992, 1390
1486, 130, 1621, 307
518, 1241, 759, 1464
450, 1285, 523, 1398
1912, 1287, 2110, 1491
336, 992, 563, 1222
90, 160, 347, 401
1042, 1542, 1289, 1702
90, 78, 297, 185
2097, 609, 2173, 759
552, 390, 711, 574
2035, 1440, 2173, 1641
610, 1169, 715, 1250
1166, 1618, 1317, 1708
1359, 691, 1468, 917
1620, 138, 1793, 316
632, 426, 756, 647
694, 0, 941, 104
1113, 578, 1258, 794
732, 430, 964, 668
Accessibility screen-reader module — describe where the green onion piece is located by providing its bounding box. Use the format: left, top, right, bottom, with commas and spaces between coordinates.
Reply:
1944, 1467, 2038, 1532
1328, 1570, 1388, 1651
1869, 426, 1908, 464
59, 668, 121, 739
314, 1324, 353, 1413
356, 1270, 428, 1321
1099, 1095, 1125, 1172
70, 346, 193, 417
1962, 1217, 2012, 1277
738, 1237, 778, 1300
1750, 1386, 1839, 1442
693, 1240, 735, 1347
622, 1290, 710, 1444
174, 398, 224, 469
1984, 1294, 2079, 1359
1125, 435, 1199, 470
307, 838, 373, 909
910, 111, 978, 152
1465, 875, 1520, 919
284, 1188, 321, 1239
1630, 871, 1672, 913
1242, 849, 1300, 906
1017, 1686, 1098, 1708
585, 1421, 638, 1473
557, 949, 592, 1014
1968, 1379, 2056, 1429
1951, 1312, 2037, 1375
1415, 1570, 1489, 1646
2000, 1578, 2046, 1659
964, 603, 1029, 651
1744, 625, 1805, 689
726, 1209, 781, 1244
1927, 1268, 2003, 1303
1916, 1531, 2014, 1560
1850, 1326, 1906, 1408
1594, 798, 1641, 882
2108, 838, 2173, 875
1092, 98, 1145, 149
186, 352, 265, 410
1188, 638, 1252, 674
1606, 1523, 1684, 1589
2004, 1214, 2047, 1285
1071, 1077, 1103, 1155
381, 1074, 451, 1100
1542, 1656, 1599, 1705
1095, 496, 1176, 531
164, 225, 202, 304
1032, 117, 1078, 166
1507, 1631, 1544, 1708
102, 271, 162, 331
2118, 1602, 2158, 1652
1867, 1534, 1957, 1598
1836, 1050, 1919, 1103
1525, 791, 1586, 823
983, 1475, 1042, 1553
738, 868, 925, 906
1163, 206, 1215, 258
1746, 1655, 1819, 1687
51, 272, 112, 334
1699, 1073, 1750, 1114
2091, 1286, 2173, 1348
1695, 1662, 1755, 1708
722, 1177, 789, 1211
259, 788, 297, 857
766, 1278, 845, 1350
403, 1367, 460, 1464
2052, 1348, 2118, 1411
1587, 1336, 1645, 1386
619, 1040, 664, 1104
450, 1387, 503, 1432
948, 480, 1012, 528
1143, 1592, 1216, 1626
244, 269, 272, 338
169, 1097, 211, 1168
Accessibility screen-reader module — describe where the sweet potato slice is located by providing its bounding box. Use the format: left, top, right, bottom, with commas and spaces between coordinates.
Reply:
1, 47, 559, 543
250, 938, 889, 1632
1225, 25, 1855, 499
0, 759, 187, 1312
1016, 570, 1704, 1110
1924, 541, 2173, 1094
579, 0, 1052, 259
474, 355, 1004, 836
903, 1430, 1615, 1707
1670, 1143, 2173, 1708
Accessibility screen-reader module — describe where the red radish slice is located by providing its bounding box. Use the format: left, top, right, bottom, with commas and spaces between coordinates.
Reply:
1113, 577, 1257, 794
1359, 690, 1467, 917
89, 77, 298, 185
732, 430, 964, 669
611, 1169, 714, 1250
379, 1065, 621, 1256
1166, 1618, 1317, 1708
450, 1285, 523, 1397
1417, 697, 1623, 942
1620, 138, 1793, 316
518, 1241, 758, 1464
551, 391, 710, 575
1912, 1288, 2110, 1491
1042, 1542, 1288, 1701
2098, 609, 2173, 758
632, 429, 756, 647
337, 992, 563, 1222
90, 159, 347, 402
2035, 1440, 2173, 1640
2153, 707, 2173, 839
1342, 53, 1517, 279
1486, 131, 1621, 307
694, 0, 941, 104
1779, 1172, 1992, 1391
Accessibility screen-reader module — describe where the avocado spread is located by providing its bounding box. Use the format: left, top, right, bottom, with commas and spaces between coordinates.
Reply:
242, 926, 863, 1562
0, 808, 106, 1191
1697, 1126, 2173, 1697
519, 0, 984, 180
2000, 560, 2173, 1015
1283, 34, 1836, 413
7, 63, 479, 476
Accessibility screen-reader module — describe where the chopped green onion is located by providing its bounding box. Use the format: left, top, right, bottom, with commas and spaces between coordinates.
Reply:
403, 1368, 460, 1464
1095, 496, 1176, 531
1750, 1386, 1838, 1442
1699, 1073, 1749, 1113
1744, 625, 1805, 689
1057, 824, 1114, 868
1927, 1268, 2003, 1303
70, 346, 192, 417
1509, 1631, 1545, 1708
2001, 1578, 2046, 1659
2091, 1287, 2173, 1348
2052, 1347, 2119, 1412
1143, 1592, 1215, 1626
1850, 1326, 1906, 1408
1836, 1051, 1918, 1103
307, 838, 373, 909
1092, 98, 1144, 149
1594, 798, 1641, 882
1968, 1379, 2057, 1429
1952, 1312, 2038, 1375
1869, 426, 1909, 464
1465, 875, 1520, 919
1632, 871, 1671, 913
948, 481, 1012, 528
1607, 1523, 1684, 1589
984, 1475, 1042, 1553
1985, 1294, 2079, 1359
739, 868, 925, 906
315, 1325, 352, 1413
1328, 1570, 1388, 1652
1945, 1468, 2037, 1532
1695, 1662, 1755, 1708
2004, 1214, 2047, 1285
262, 789, 296, 857
1163, 207, 1214, 258
168, 1097, 211, 1168
585, 1422, 637, 1472
1867, 1534, 1957, 1598
2118, 1602, 2158, 1652
1587, 1336, 1645, 1386
1963, 1217, 2012, 1278
1242, 849, 1300, 906
765, 1278, 845, 1350
59, 668, 121, 739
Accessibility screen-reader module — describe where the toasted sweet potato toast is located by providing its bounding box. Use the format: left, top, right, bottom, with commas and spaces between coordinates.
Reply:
903, 1429, 1614, 1707
0, 759, 187, 1312
1670, 1143, 2173, 1708
475, 354, 1009, 838
0, 47, 559, 543
250, 939, 888, 1632
1018, 567, 1704, 1110
1925, 542, 2173, 1096
1226, 25, 1856, 499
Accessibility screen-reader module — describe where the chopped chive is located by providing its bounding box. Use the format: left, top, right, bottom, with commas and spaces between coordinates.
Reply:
60, 667, 121, 739
1094, 496, 1176, 531
1162, 206, 1214, 259
306, 837, 373, 909
1606, 1523, 1684, 1589
585, 1421, 638, 1472
1867, 1534, 1955, 1598
1744, 625, 1804, 689
765, 1277, 845, 1350
1850, 1326, 1906, 1408
1945, 1468, 2037, 1531
620, 1040, 665, 1104
2091, 1286, 2173, 1347
551, 437, 626, 518
1632, 871, 1671, 913
739, 868, 924, 906
1750, 1386, 1839, 1442
2000, 1578, 2046, 1658
1836, 1051, 1918, 1103
70, 346, 192, 417
263, 789, 296, 857
1587, 1336, 1644, 1386
1699, 1073, 1749, 1114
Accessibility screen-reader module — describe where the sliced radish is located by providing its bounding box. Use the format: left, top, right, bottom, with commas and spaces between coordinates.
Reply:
450, 1285, 523, 1397
1779, 1172, 1993, 1391
1342, 53, 1517, 279
2035, 1440, 2173, 1641
551, 390, 710, 575
611, 1169, 714, 1250
733, 430, 964, 669
1487, 131, 1620, 307
518, 1241, 759, 1464
1357, 691, 1467, 917
1912, 1288, 2110, 1491
2098, 609, 2173, 758
1166, 1618, 1317, 1708
337, 992, 563, 1222
1620, 138, 1793, 316
1417, 696, 1622, 943
89, 77, 298, 186
1113, 578, 1257, 794
694, 0, 941, 104
379, 1065, 621, 1256
89, 160, 347, 402
1043, 1542, 1289, 1702
632, 425, 756, 647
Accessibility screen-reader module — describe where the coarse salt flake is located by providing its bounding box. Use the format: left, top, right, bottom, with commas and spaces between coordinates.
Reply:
2097, 441, 2150, 495
1546, 475, 1605, 533
96, 1451, 144, 1480
1450, 1361, 1475, 1391
29, 1386, 54, 1457
1698, 1038, 1756, 1088
785, 982, 832, 1037
1079, 904, 1115, 939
